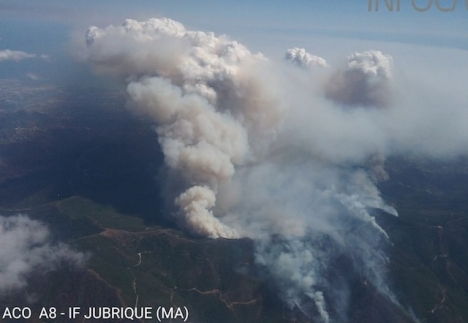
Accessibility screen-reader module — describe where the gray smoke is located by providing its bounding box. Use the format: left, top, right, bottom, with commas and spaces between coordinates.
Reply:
324, 50, 393, 108
77, 18, 421, 322
0, 215, 85, 294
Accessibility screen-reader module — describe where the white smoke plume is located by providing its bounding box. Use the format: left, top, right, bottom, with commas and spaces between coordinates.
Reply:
175, 186, 238, 238
324, 50, 393, 108
0, 215, 85, 294
284, 47, 328, 69
0, 49, 36, 62
78, 18, 413, 321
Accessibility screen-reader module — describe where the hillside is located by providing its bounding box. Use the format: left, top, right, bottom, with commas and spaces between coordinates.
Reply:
0, 83, 467, 322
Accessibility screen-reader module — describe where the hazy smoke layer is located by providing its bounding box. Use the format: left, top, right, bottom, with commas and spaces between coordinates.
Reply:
324, 50, 393, 108
222, 158, 396, 321
79, 18, 409, 321
0, 215, 85, 293
285, 47, 328, 68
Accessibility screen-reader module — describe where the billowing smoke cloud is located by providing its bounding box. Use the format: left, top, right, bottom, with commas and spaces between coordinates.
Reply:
0, 215, 85, 294
0, 49, 36, 62
324, 50, 393, 108
80, 18, 284, 238
284, 47, 328, 69
77, 18, 416, 321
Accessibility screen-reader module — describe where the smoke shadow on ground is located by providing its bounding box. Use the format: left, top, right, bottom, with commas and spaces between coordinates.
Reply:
0, 85, 174, 228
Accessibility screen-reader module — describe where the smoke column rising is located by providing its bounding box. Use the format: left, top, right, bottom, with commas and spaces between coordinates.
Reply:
81, 18, 285, 238
79, 18, 408, 322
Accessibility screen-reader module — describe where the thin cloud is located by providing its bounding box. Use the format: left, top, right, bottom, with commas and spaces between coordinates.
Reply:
0, 215, 85, 294
0, 49, 36, 62
26, 72, 40, 80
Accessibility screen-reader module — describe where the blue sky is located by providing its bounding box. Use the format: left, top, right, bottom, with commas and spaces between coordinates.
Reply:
0, 0, 466, 85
